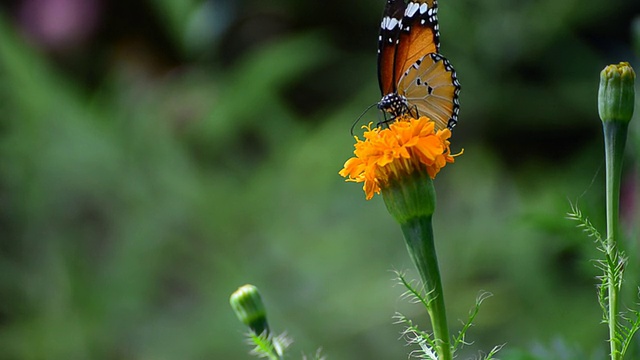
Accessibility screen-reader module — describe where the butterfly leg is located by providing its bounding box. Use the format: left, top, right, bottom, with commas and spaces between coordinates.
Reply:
407, 104, 420, 118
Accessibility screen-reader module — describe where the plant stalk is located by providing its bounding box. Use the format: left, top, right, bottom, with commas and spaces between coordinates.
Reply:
603, 121, 628, 360
400, 215, 452, 360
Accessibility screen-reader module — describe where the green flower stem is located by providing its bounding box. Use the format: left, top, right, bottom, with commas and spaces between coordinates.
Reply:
603, 120, 628, 360
382, 171, 452, 360
603, 121, 628, 249
400, 215, 452, 360
599, 62, 634, 360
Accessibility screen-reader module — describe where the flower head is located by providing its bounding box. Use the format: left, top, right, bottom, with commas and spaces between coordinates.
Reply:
339, 115, 457, 200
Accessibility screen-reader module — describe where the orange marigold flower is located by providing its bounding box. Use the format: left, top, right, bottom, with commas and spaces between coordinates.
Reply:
339, 115, 457, 200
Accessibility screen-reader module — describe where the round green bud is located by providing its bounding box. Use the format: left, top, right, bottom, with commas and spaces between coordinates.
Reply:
230, 284, 269, 335
598, 62, 636, 123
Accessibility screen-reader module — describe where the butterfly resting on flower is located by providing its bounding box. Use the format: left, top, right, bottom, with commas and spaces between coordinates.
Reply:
376, 0, 460, 131
340, 0, 460, 200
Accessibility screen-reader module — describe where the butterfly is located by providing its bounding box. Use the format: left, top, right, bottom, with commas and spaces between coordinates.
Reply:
377, 0, 460, 131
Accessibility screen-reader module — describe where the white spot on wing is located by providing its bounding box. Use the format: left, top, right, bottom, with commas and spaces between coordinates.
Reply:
388, 17, 399, 30
381, 17, 400, 30
405, 2, 419, 18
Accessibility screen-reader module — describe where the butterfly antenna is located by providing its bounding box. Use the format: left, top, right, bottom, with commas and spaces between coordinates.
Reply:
350, 102, 379, 136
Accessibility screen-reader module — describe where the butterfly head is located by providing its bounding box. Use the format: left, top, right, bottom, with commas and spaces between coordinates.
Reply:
378, 93, 409, 117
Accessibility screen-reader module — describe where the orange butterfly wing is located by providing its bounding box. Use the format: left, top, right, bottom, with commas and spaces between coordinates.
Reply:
377, 0, 406, 95
377, 1, 440, 96
397, 53, 460, 130
393, 0, 440, 89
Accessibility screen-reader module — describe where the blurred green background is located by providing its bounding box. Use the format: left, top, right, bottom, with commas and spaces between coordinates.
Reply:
1, 0, 640, 359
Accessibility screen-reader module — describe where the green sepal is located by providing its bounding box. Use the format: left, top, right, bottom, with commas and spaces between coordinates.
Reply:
381, 170, 436, 225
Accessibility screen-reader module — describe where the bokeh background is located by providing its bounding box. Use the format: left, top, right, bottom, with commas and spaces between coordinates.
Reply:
1, 0, 640, 359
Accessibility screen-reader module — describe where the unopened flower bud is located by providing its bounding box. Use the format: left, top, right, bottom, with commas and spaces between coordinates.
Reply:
598, 62, 635, 123
230, 284, 269, 336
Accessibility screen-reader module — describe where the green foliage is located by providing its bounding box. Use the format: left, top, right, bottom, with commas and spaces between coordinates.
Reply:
452, 292, 494, 352
393, 271, 501, 359
243, 329, 324, 360
618, 308, 640, 357
247, 332, 290, 360
568, 203, 640, 359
